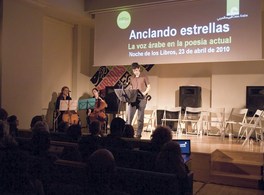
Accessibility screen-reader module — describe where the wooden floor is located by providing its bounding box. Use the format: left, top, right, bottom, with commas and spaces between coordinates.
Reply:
193, 182, 264, 195
141, 131, 264, 153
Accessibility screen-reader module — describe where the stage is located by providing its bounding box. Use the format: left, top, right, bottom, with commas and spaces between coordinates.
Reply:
141, 131, 264, 153
141, 131, 264, 190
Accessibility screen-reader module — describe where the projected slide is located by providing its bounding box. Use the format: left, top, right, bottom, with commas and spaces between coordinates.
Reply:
94, 0, 262, 66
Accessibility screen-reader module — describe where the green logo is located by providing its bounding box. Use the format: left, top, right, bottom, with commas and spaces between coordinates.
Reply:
117, 11, 131, 29
226, 0, 240, 16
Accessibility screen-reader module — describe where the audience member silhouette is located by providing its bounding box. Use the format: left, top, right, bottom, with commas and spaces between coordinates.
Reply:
0, 120, 45, 195
30, 115, 47, 131
86, 149, 128, 195
57, 121, 69, 133
0, 108, 10, 136
0, 107, 8, 121
29, 121, 57, 192
65, 124, 82, 142
102, 117, 132, 149
78, 120, 103, 162
60, 124, 82, 161
155, 141, 191, 195
89, 120, 103, 136
141, 126, 172, 152
122, 124, 135, 138
7, 115, 19, 137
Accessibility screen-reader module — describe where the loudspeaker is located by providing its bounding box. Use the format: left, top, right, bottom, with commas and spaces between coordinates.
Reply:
179, 86, 202, 110
104, 86, 119, 114
246, 86, 264, 117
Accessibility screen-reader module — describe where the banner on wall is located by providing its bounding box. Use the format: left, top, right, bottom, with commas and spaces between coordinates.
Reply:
90, 64, 154, 99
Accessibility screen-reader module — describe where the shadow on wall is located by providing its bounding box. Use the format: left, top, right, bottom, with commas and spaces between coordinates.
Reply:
46, 92, 58, 129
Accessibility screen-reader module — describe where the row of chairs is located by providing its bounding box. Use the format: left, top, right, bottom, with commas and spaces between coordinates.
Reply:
144, 107, 264, 144
161, 107, 225, 136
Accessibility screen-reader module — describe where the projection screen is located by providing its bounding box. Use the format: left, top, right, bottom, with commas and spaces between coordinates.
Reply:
94, 0, 262, 66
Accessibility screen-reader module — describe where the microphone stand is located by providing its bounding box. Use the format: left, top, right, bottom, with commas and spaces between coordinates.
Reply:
53, 112, 60, 132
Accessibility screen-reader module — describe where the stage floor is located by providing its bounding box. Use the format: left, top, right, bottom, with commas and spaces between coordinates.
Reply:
141, 131, 264, 154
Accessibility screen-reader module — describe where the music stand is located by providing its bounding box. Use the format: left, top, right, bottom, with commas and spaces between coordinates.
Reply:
78, 98, 96, 110
53, 100, 78, 131
114, 89, 138, 103
114, 89, 139, 116
59, 100, 78, 111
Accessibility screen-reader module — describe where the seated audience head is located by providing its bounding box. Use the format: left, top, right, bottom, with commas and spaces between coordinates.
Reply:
87, 149, 116, 185
57, 121, 69, 132
109, 117, 126, 137
7, 115, 18, 126
89, 120, 101, 136
31, 121, 51, 154
7, 115, 19, 137
0, 120, 17, 148
0, 108, 9, 136
122, 124, 135, 138
0, 121, 4, 139
155, 141, 186, 176
30, 115, 44, 129
0, 108, 8, 121
151, 126, 172, 146
66, 124, 82, 141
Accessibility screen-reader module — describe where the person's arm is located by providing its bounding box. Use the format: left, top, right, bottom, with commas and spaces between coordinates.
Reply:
142, 74, 151, 96
142, 84, 151, 96
87, 109, 92, 116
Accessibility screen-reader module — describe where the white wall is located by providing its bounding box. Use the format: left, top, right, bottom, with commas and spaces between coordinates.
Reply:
212, 74, 264, 114
2, 0, 43, 128
2, 0, 92, 129
156, 77, 210, 109
42, 17, 74, 128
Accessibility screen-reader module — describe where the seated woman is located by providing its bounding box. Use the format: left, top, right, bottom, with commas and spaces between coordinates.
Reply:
140, 126, 172, 152
87, 88, 108, 131
155, 141, 191, 195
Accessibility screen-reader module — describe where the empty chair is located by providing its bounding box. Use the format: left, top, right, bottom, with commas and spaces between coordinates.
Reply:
239, 110, 264, 146
161, 107, 182, 134
203, 107, 225, 136
225, 108, 248, 138
144, 107, 157, 133
182, 107, 203, 135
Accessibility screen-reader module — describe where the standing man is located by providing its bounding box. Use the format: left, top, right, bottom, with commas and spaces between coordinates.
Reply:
127, 62, 151, 139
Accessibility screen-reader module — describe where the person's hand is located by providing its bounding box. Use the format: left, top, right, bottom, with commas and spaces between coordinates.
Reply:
87, 109, 91, 116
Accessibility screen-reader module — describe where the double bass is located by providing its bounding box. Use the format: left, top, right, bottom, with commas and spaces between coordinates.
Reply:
62, 110, 79, 125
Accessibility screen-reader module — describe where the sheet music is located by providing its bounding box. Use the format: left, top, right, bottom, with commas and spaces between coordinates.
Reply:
59, 100, 78, 111
78, 98, 96, 110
